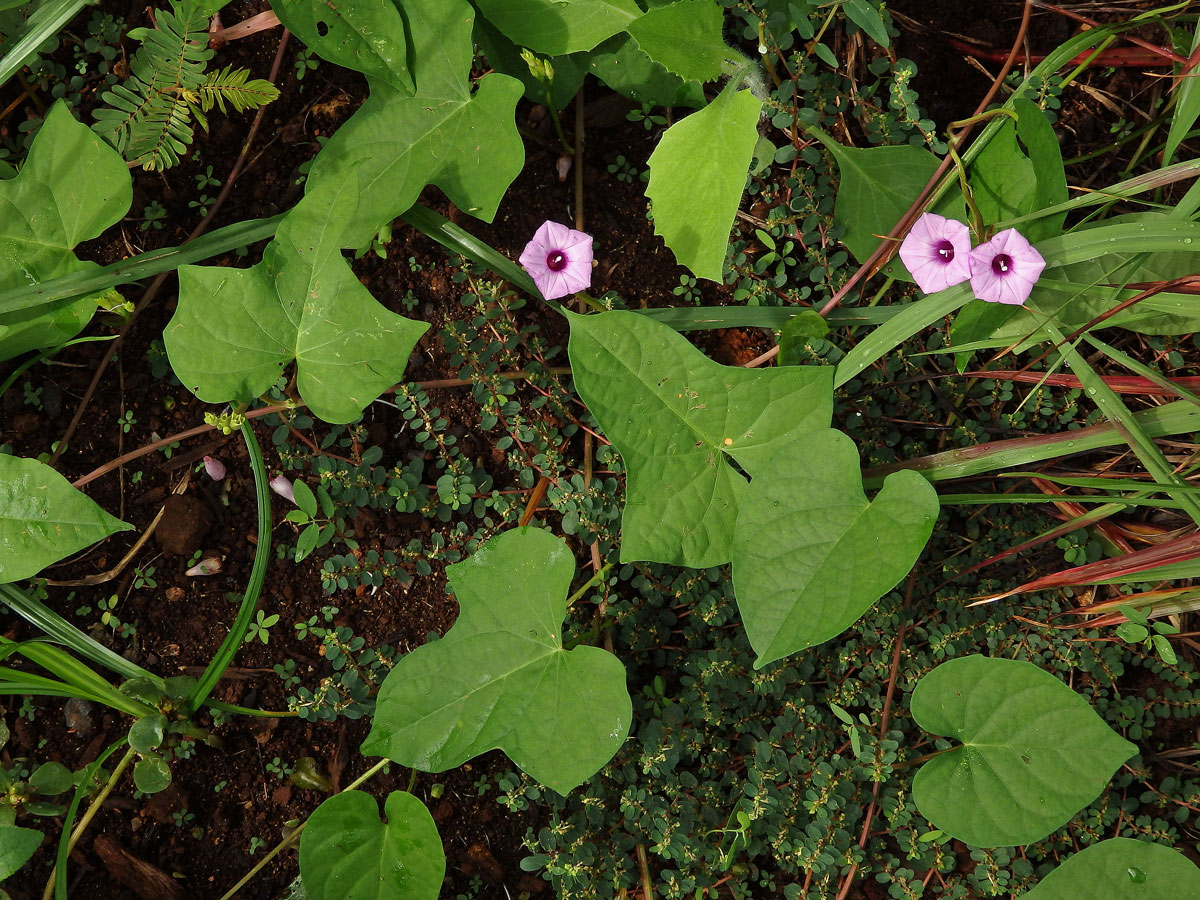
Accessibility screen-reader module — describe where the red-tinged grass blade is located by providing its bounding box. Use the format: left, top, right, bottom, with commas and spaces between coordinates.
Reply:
1061, 586, 1200, 626
1030, 477, 1134, 553
862, 399, 1200, 486
970, 530, 1200, 605
965, 371, 1200, 396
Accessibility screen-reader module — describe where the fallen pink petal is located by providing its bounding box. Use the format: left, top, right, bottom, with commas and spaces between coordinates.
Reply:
969, 228, 1046, 306
898, 212, 972, 294
203, 455, 226, 481
185, 556, 223, 576
269, 474, 295, 504
519, 220, 593, 300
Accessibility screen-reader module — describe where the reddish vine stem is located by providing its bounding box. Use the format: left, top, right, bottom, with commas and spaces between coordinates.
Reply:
50, 29, 292, 467
743, 0, 1035, 369
834, 570, 918, 900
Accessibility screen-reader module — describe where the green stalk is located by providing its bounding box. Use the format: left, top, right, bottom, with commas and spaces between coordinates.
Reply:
1040, 317, 1200, 528
187, 419, 271, 711
938, 493, 1182, 508
0, 213, 284, 316
0, 583, 162, 686
0, 0, 90, 90
49, 739, 131, 900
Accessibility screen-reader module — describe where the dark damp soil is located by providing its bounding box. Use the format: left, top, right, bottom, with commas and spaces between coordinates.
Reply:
0, 2, 1194, 899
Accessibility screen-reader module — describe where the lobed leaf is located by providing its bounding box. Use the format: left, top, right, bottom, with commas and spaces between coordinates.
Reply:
363, 528, 631, 794
0, 101, 131, 360
299, 791, 444, 900
0, 455, 131, 584
567, 310, 832, 567
646, 81, 763, 281
164, 177, 428, 424
270, 0, 413, 93
473, 0, 643, 55
626, 0, 727, 83
910, 655, 1137, 847
732, 430, 938, 667
1022, 837, 1200, 899
303, 0, 524, 248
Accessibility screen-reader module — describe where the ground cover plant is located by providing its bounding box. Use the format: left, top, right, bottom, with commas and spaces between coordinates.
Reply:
2, 0, 1200, 898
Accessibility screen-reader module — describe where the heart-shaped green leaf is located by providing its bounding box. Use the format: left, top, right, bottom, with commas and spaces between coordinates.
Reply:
363, 527, 631, 794
567, 310, 833, 568
271, 0, 413, 93
1023, 838, 1200, 899
911, 655, 1137, 847
646, 81, 763, 281
0, 455, 132, 584
474, 0, 643, 55
303, 0, 524, 249
0, 101, 131, 360
626, 0, 727, 83
300, 791, 444, 900
732, 430, 938, 667
0, 824, 42, 881
165, 177, 429, 424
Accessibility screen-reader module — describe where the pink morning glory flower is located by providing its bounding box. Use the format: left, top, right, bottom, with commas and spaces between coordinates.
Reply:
969, 228, 1046, 306
519, 220, 593, 300
898, 213, 973, 294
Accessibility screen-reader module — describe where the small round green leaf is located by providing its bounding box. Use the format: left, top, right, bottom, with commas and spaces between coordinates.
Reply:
1023, 838, 1200, 899
132, 754, 171, 795
300, 791, 445, 900
911, 655, 1137, 847
127, 714, 167, 754
0, 824, 43, 881
28, 762, 73, 796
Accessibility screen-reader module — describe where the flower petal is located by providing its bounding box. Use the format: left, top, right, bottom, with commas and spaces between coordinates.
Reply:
519, 219, 594, 300
968, 228, 1045, 305
898, 213, 972, 294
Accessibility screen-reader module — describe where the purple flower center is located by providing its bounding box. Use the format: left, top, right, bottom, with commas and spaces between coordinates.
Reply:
935, 239, 955, 262
992, 253, 1013, 275
546, 250, 567, 272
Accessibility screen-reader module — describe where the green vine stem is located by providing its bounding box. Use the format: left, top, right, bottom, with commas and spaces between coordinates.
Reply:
187, 418, 272, 711
43, 742, 136, 900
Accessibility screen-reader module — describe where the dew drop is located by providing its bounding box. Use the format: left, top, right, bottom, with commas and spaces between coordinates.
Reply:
1184, 238, 1194, 245
1127, 867, 1147, 884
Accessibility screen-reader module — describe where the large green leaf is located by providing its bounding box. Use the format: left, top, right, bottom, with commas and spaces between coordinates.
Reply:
164, 179, 428, 424
0, 824, 42, 881
473, 0, 643, 55
970, 118, 1036, 231
732, 431, 938, 667
647, 81, 763, 280
270, 0, 413, 93
626, 0, 727, 83
813, 130, 941, 266
299, 791, 444, 900
910, 655, 1137, 847
0, 101, 131, 361
304, 0, 524, 248
567, 310, 832, 567
969, 100, 1067, 245
1022, 838, 1200, 899
362, 528, 631, 794
588, 32, 706, 108
0, 455, 131, 584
